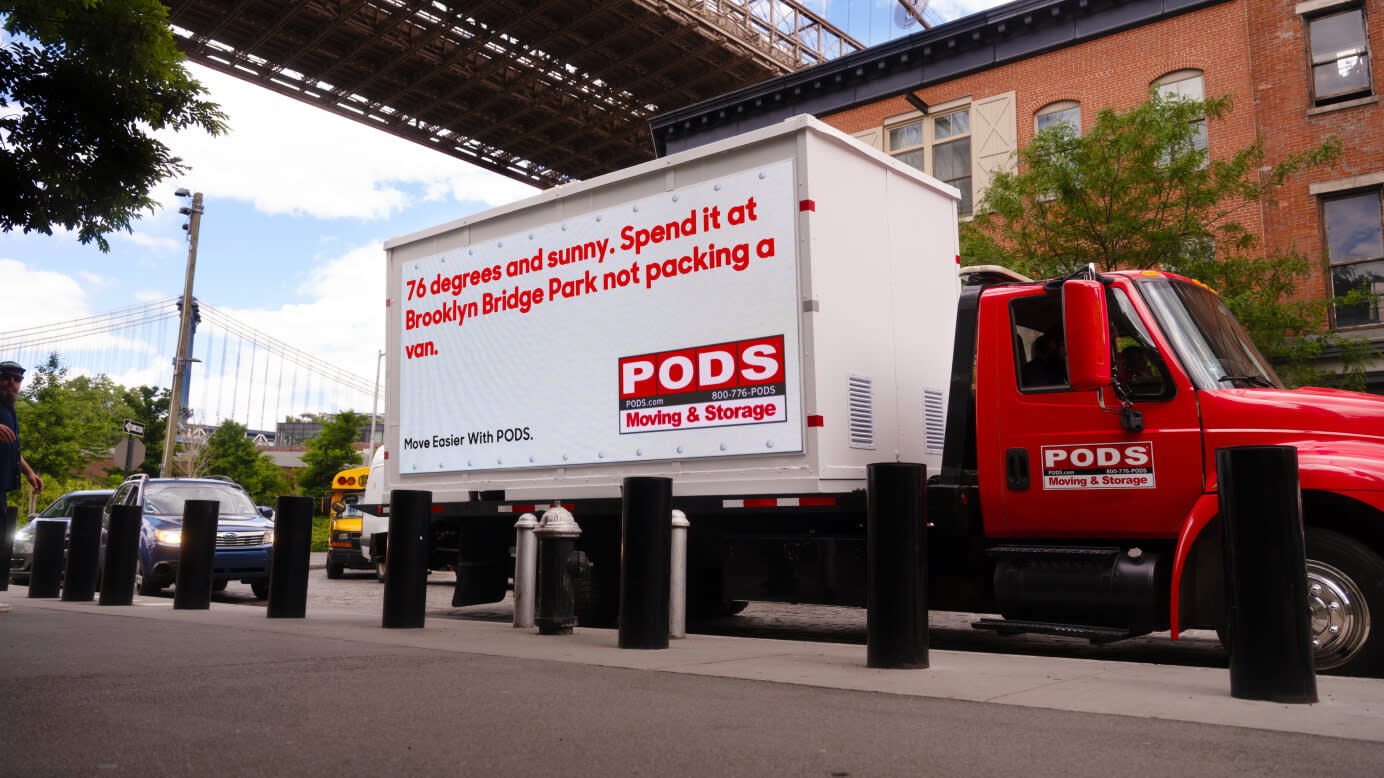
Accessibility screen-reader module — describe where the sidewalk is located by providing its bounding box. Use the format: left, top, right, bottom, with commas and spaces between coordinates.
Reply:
5, 594, 1383, 743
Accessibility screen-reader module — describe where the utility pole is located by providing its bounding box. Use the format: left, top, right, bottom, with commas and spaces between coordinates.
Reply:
161, 190, 204, 477
368, 349, 384, 463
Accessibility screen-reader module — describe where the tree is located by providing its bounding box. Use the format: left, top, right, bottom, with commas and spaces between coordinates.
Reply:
0, 0, 226, 250
297, 412, 366, 503
172, 425, 212, 478
203, 420, 289, 505
9, 354, 135, 510
961, 91, 1372, 387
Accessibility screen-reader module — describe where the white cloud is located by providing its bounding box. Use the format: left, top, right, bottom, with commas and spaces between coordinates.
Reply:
157, 66, 537, 222
120, 231, 184, 252
0, 259, 95, 331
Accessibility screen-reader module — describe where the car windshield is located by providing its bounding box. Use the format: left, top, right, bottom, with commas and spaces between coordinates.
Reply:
1137, 277, 1284, 390
38, 497, 70, 518
143, 482, 258, 516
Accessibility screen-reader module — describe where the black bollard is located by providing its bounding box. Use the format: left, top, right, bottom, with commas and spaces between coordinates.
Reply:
618, 477, 672, 649
28, 519, 67, 598
0, 505, 16, 592
382, 490, 431, 629
61, 505, 103, 602
267, 496, 314, 619
1218, 445, 1316, 703
100, 504, 142, 606
173, 500, 219, 610
535, 507, 582, 635
866, 462, 929, 669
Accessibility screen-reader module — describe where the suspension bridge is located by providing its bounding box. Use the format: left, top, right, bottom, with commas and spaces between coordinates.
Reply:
0, 298, 381, 441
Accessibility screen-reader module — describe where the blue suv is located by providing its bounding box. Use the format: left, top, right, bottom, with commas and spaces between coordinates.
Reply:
104, 475, 274, 598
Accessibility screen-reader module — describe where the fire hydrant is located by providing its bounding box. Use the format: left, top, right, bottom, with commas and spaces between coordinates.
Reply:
534, 505, 585, 635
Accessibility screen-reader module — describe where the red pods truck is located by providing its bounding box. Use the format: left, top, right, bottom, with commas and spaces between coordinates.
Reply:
373, 115, 1384, 676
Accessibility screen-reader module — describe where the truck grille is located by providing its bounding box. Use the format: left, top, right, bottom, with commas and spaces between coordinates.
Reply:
216, 532, 265, 548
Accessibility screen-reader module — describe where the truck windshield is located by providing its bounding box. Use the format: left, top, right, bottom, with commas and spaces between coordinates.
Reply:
1136, 278, 1283, 390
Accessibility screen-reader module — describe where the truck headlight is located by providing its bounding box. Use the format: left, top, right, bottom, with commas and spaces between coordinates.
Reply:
263, 530, 274, 546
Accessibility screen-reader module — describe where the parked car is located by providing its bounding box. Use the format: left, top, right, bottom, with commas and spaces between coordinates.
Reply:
103, 475, 274, 598
9, 489, 116, 584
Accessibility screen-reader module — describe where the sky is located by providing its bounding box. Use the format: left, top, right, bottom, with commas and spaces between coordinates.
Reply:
0, 0, 1005, 426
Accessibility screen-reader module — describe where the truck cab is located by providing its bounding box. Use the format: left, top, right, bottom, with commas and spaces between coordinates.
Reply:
953, 268, 1384, 676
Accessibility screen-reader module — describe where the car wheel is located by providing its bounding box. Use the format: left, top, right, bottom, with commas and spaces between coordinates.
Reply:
375, 557, 387, 583
135, 558, 161, 596
326, 557, 344, 579
1306, 529, 1383, 677
250, 580, 269, 600
12, 573, 30, 586
212, 579, 228, 591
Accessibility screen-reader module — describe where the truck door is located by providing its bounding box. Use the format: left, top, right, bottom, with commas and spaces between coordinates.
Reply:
986, 285, 1205, 539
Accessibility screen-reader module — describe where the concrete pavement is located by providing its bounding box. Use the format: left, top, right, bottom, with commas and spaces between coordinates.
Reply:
2, 591, 1383, 774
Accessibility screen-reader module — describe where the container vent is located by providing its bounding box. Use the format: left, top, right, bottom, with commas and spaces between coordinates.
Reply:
848, 374, 875, 450
923, 388, 946, 453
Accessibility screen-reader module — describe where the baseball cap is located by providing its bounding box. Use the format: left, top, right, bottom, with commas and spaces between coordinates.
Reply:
0, 361, 25, 377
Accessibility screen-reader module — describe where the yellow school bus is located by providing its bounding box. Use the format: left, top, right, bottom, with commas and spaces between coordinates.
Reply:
325, 465, 370, 579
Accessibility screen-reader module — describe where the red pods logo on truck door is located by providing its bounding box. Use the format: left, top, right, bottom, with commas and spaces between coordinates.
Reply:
618, 336, 787, 433
1040, 442, 1156, 489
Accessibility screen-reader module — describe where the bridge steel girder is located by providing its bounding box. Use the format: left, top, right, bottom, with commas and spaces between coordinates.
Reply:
163, 0, 857, 188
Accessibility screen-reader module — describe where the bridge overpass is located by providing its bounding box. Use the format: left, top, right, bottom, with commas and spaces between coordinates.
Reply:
164, 0, 864, 188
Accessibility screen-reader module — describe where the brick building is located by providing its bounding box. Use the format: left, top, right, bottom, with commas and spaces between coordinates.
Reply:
650, 0, 1383, 391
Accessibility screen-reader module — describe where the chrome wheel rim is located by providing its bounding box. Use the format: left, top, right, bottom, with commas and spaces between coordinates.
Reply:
1307, 559, 1370, 671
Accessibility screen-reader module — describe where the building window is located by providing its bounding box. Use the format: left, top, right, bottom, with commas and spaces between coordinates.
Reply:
1307, 6, 1372, 105
1035, 101, 1080, 133
1154, 70, 1207, 154
1323, 189, 1384, 328
886, 107, 973, 214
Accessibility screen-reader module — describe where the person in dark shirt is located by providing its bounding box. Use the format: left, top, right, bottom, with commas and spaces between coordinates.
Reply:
1021, 332, 1067, 387
2, 360, 43, 612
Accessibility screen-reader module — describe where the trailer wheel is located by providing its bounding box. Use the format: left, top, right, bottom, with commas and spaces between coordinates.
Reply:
1307, 529, 1383, 677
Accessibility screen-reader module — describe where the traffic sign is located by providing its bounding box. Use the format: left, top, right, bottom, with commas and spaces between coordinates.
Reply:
113, 437, 147, 474
123, 419, 145, 437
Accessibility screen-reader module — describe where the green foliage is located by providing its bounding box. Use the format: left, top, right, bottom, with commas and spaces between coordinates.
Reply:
203, 420, 289, 505
298, 412, 366, 502
312, 513, 331, 552
7, 472, 116, 518
962, 91, 1372, 386
0, 0, 226, 250
15, 354, 136, 480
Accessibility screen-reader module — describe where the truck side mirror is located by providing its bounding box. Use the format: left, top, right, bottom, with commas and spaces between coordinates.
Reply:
1062, 280, 1111, 391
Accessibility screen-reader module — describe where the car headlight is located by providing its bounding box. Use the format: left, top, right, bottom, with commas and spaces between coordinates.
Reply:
15, 523, 35, 541
155, 529, 182, 546
263, 529, 274, 546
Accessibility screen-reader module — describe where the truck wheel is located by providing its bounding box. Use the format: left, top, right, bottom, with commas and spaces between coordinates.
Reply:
375, 557, 387, 583
326, 557, 344, 579
1307, 529, 1384, 677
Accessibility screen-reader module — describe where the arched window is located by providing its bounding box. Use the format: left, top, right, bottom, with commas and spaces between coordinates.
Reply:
1035, 100, 1080, 134
1153, 70, 1207, 153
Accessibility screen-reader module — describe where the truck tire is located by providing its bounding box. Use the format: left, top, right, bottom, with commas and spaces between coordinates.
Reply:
326, 557, 344, 579
1306, 528, 1384, 677
375, 557, 387, 583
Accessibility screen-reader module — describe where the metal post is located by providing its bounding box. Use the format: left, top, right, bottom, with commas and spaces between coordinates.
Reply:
100, 504, 142, 606
513, 513, 538, 629
267, 496, 313, 618
160, 190, 203, 476
368, 350, 383, 462
61, 505, 103, 602
1218, 445, 1316, 703
866, 462, 929, 669
535, 506, 582, 635
382, 489, 431, 628
173, 499, 218, 610
0, 505, 16, 592
670, 509, 689, 639
28, 519, 65, 598
619, 476, 672, 649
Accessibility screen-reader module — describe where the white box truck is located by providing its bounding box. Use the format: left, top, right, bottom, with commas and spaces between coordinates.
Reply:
364, 115, 1384, 676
